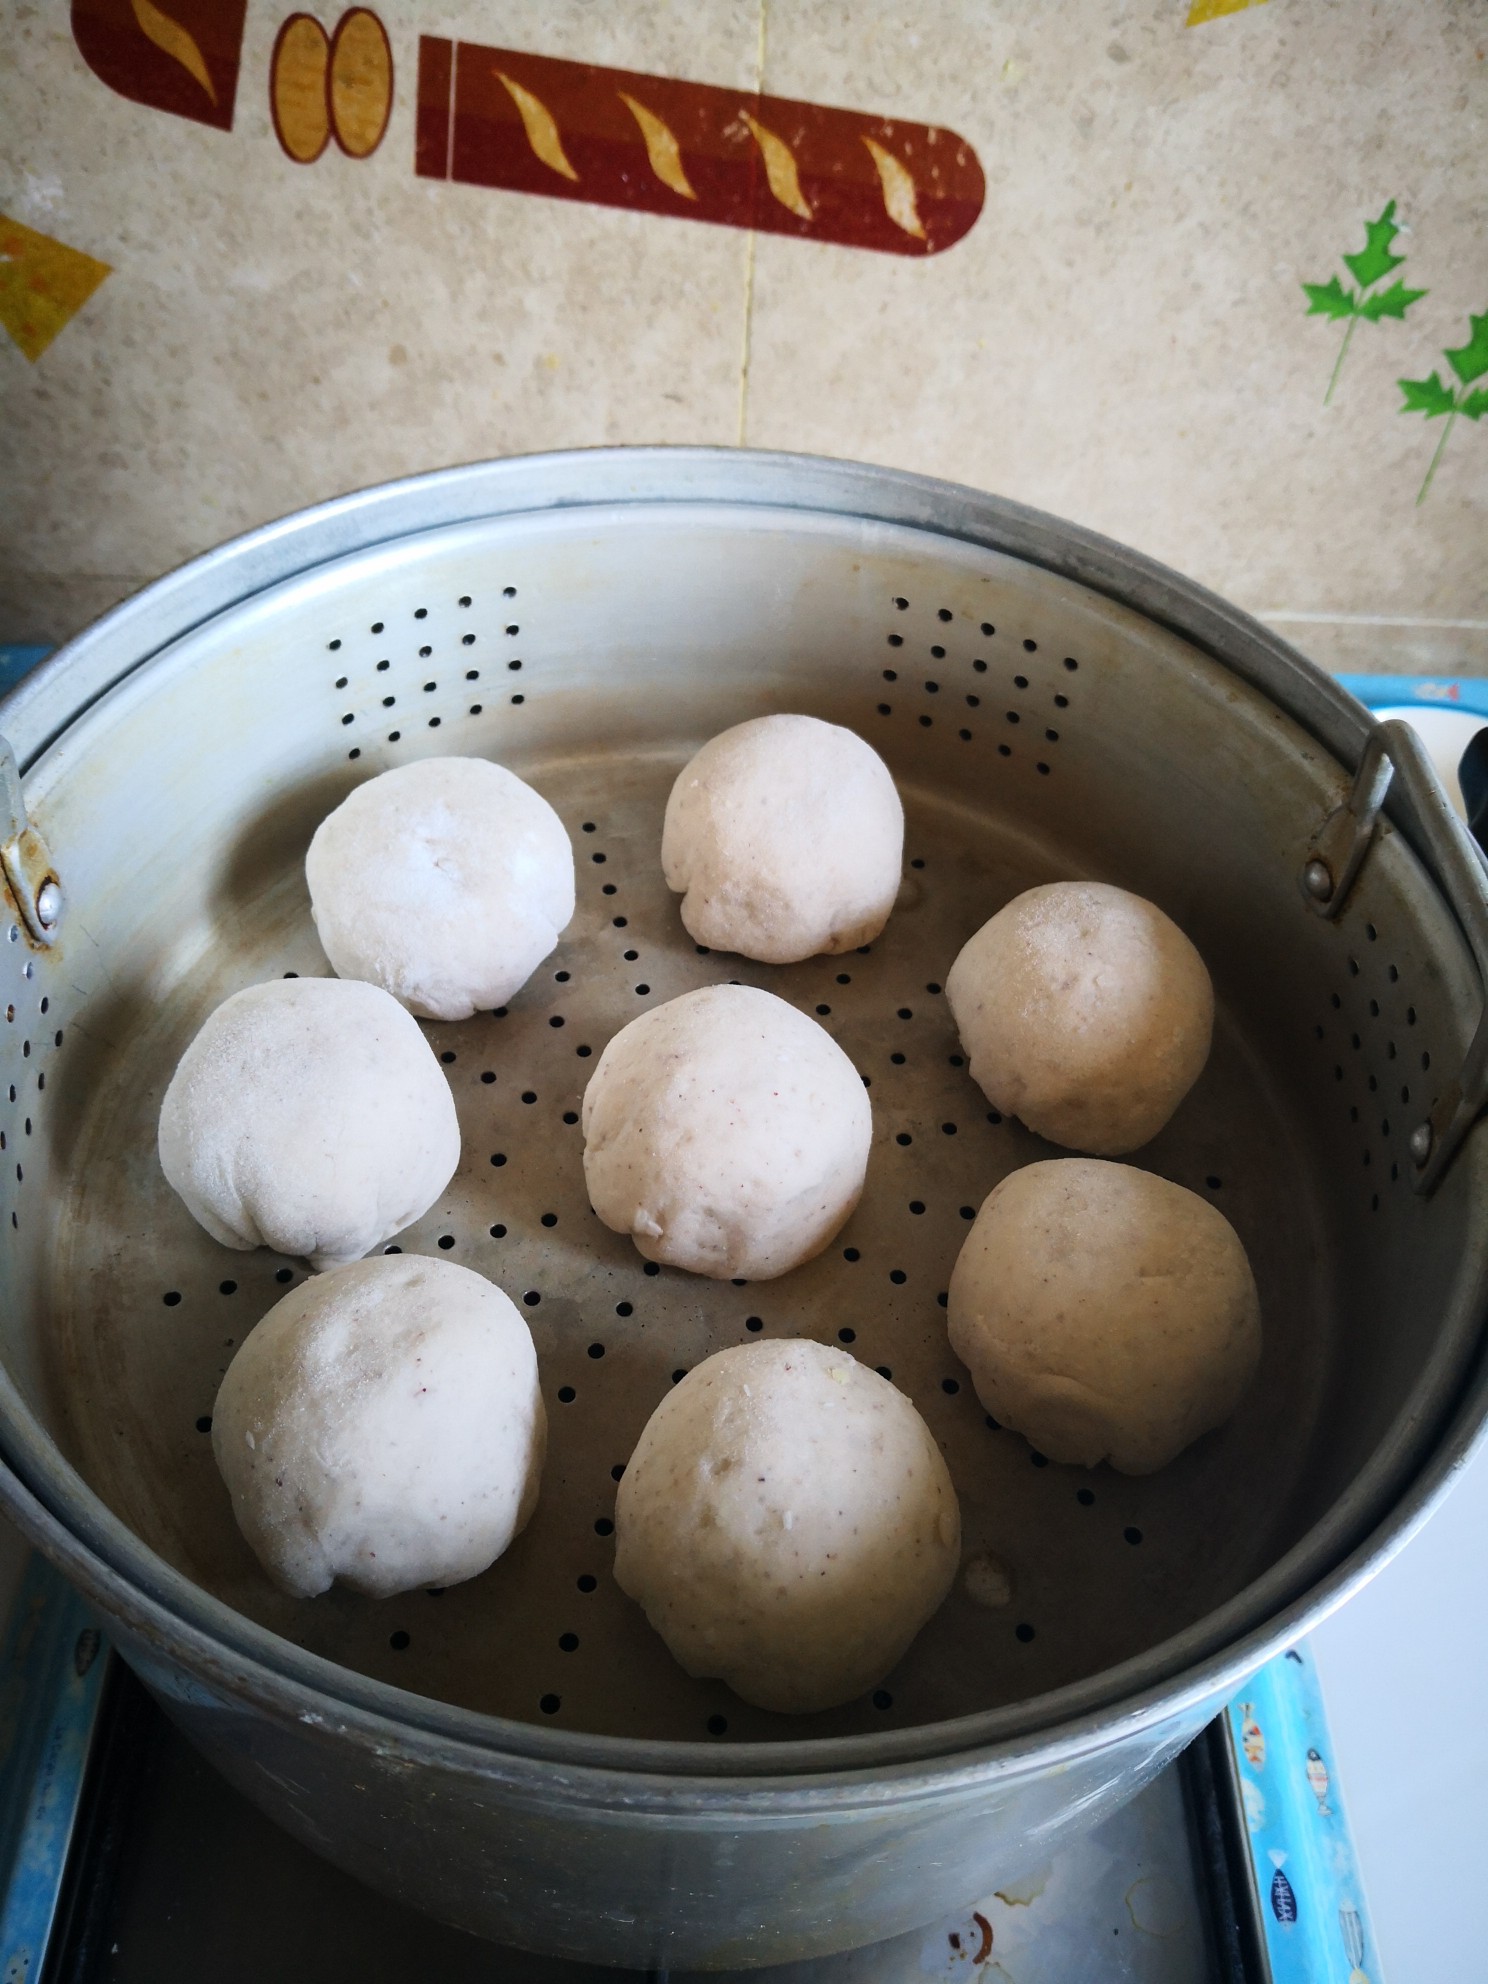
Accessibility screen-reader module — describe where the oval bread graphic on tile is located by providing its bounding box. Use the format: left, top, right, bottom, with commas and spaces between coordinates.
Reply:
271, 13, 331, 163
417, 37, 984, 256
329, 7, 393, 160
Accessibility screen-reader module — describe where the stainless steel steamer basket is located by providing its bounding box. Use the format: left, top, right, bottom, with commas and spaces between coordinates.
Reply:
2, 450, 1487, 1970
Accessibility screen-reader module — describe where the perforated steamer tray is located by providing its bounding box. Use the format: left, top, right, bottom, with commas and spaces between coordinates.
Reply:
8, 472, 1487, 1760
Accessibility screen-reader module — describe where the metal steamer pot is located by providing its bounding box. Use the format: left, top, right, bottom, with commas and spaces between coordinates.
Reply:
2, 450, 1486, 1971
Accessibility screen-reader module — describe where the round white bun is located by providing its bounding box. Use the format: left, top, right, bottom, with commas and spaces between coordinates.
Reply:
306, 756, 575, 1020
946, 881, 1213, 1155
614, 1340, 960, 1713
581, 984, 871, 1280
158, 976, 460, 1270
213, 1254, 546, 1599
661, 714, 904, 963
948, 1158, 1261, 1475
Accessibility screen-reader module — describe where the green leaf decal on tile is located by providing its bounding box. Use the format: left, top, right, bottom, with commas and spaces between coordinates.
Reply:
1399, 309, 1488, 501
1444, 312, 1488, 387
1303, 201, 1426, 404
1342, 201, 1406, 290
1359, 279, 1429, 323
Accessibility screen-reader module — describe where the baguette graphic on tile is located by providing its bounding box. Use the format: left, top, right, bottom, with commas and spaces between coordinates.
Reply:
132, 0, 217, 103
71, 0, 249, 131
416, 39, 983, 257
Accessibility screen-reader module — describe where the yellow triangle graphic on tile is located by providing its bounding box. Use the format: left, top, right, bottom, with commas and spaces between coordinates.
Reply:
1186, 0, 1270, 22
0, 213, 111, 363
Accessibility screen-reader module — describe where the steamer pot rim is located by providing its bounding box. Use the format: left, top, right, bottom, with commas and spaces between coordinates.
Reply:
2, 445, 1379, 780
2, 1360, 1485, 1796
2, 445, 1484, 1784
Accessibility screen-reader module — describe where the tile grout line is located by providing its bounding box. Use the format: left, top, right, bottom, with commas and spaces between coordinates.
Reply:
737, 240, 757, 449
445, 37, 457, 181
736, 0, 769, 449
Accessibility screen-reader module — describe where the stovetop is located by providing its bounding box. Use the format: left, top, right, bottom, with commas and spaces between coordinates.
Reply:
51, 1654, 1226, 1984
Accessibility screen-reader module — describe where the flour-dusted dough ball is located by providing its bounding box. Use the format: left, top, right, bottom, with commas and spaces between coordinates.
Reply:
306, 756, 575, 1020
946, 882, 1214, 1155
615, 1340, 960, 1713
582, 984, 871, 1280
158, 977, 460, 1270
661, 715, 904, 963
213, 1255, 545, 1599
948, 1159, 1261, 1475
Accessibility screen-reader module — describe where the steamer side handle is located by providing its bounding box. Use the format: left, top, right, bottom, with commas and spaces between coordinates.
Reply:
1299, 717, 1488, 1197
0, 736, 62, 947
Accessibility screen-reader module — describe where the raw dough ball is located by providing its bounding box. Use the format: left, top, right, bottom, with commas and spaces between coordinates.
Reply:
946, 881, 1213, 1155
306, 756, 575, 1020
615, 1340, 960, 1713
661, 715, 904, 962
213, 1255, 545, 1599
948, 1159, 1261, 1474
582, 984, 871, 1280
159, 977, 460, 1270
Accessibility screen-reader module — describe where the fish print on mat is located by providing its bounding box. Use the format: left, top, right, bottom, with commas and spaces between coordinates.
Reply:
1226, 1647, 1381, 1984
1269, 1851, 1298, 1925
1304, 1745, 1332, 1816
1239, 1700, 1266, 1769
1340, 1900, 1372, 1983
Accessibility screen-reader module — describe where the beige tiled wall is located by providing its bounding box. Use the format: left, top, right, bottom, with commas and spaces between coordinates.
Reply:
2, 0, 1484, 670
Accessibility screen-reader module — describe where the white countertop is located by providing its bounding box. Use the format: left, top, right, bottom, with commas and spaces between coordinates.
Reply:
1310, 1437, 1488, 1984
